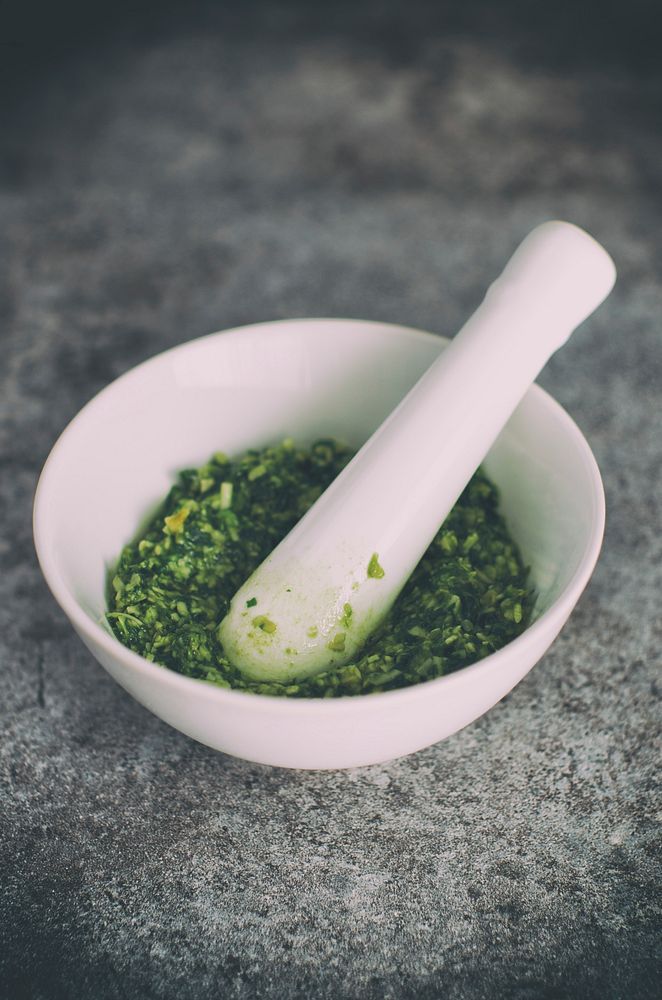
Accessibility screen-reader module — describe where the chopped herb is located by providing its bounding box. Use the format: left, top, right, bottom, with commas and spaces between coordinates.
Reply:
327, 633, 346, 653
367, 553, 385, 579
219, 482, 233, 509
253, 616, 277, 634
164, 507, 190, 535
108, 439, 534, 698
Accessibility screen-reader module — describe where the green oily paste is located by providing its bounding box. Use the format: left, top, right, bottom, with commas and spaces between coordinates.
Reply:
107, 439, 534, 697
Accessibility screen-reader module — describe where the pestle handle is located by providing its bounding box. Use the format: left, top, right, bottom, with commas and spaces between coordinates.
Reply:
219, 222, 616, 683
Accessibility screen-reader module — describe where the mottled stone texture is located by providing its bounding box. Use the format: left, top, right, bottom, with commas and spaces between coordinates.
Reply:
1, 2, 660, 998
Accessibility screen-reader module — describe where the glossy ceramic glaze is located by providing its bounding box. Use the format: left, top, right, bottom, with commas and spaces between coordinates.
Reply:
33, 319, 605, 769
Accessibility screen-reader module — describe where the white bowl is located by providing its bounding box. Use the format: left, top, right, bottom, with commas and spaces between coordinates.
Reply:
33, 319, 605, 769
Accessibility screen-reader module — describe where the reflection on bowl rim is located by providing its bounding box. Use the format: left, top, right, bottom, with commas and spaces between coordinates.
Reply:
33, 319, 605, 713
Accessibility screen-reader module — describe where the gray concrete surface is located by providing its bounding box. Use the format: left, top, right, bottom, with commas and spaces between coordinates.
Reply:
1, 3, 660, 997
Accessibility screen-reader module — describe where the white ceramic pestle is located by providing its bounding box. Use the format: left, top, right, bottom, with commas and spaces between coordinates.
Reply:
219, 221, 616, 683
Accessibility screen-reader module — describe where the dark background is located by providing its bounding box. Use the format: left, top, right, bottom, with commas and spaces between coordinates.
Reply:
1, 2, 660, 998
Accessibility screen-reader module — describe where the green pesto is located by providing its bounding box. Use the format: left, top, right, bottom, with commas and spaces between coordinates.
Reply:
107, 439, 534, 698
253, 615, 277, 634
367, 553, 385, 579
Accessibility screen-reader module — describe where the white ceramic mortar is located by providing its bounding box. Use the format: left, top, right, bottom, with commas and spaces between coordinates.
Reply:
34, 318, 605, 769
